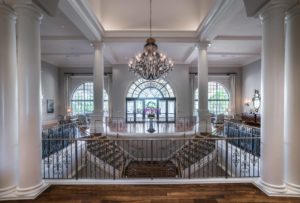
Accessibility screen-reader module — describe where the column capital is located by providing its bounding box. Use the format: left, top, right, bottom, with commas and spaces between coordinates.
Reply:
9, 0, 42, 22
259, 0, 297, 22
90, 41, 104, 49
286, 4, 300, 21
196, 41, 211, 50
0, 2, 16, 20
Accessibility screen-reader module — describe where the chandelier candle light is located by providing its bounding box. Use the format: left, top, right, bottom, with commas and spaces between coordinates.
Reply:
128, 0, 174, 80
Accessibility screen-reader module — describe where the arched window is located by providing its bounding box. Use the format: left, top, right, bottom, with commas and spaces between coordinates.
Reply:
71, 82, 109, 116
126, 78, 176, 123
127, 78, 174, 98
194, 82, 230, 115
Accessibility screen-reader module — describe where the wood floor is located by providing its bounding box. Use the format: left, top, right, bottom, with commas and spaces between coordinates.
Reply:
5, 184, 300, 203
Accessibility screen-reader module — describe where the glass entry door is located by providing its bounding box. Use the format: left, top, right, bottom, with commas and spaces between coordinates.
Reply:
126, 100, 134, 122
126, 98, 176, 123
158, 100, 167, 122
135, 100, 144, 122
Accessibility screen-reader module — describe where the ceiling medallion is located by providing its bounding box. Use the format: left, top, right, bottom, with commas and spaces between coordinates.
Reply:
128, 0, 174, 80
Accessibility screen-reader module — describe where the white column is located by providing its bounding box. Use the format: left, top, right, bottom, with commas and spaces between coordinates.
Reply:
258, 0, 291, 194
13, 1, 48, 195
108, 74, 113, 118
91, 42, 104, 133
0, 3, 18, 196
284, 4, 300, 193
197, 41, 211, 133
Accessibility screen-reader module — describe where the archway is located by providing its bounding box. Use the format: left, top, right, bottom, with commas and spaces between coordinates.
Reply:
71, 82, 109, 116
194, 81, 230, 115
126, 78, 176, 123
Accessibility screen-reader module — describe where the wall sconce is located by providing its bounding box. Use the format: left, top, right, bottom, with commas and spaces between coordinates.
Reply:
244, 98, 250, 106
67, 107, 72, 115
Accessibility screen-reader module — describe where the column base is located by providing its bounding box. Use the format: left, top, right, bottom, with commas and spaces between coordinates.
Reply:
254, 179, 300, 197
0, 181, 49, 201
198, 110, 211, 133
90, 114, 104, 134
254, 179, 286, 195
0, 185, 16, 197
286, 182, 300, 194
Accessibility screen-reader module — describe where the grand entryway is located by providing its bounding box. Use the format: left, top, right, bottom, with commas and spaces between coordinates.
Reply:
126, 78, 176, 123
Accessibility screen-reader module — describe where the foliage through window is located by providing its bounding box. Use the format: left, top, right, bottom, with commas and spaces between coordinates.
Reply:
194, 82, 230, 115
126, 78, 176, 122
71, 82, 109, 116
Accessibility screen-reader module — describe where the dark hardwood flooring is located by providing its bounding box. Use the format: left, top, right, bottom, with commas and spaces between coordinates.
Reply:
4, 184, 300, 203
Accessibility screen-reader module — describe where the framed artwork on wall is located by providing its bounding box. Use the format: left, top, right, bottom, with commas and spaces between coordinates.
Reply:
47, 99, 54, 113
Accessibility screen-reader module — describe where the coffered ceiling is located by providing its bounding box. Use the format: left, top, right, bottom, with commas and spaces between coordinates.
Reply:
87, 0, 214, 31
41, 0, 262, 68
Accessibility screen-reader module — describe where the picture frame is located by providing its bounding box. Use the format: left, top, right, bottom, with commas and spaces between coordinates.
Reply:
47, 99, 54, 113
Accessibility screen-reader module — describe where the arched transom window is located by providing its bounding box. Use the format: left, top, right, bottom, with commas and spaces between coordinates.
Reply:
71, 82, 109, 116
126, 78, 176, 123
127, 78, 174, 98
194, 82, 230, 115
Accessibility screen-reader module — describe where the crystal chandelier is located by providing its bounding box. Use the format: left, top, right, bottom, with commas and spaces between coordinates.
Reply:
128, 0, 174, 80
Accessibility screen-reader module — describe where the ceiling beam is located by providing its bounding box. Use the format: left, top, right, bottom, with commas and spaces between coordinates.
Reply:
197, 0, 240, 41
103, 45, 117, 64
41, 52, 92, 56
184, 47, 197, 64
103, 37, 198, 43
58, 0, 103, 42
214, 35, 262, 41
208, 52, 260, 56
41, 36, 87, 41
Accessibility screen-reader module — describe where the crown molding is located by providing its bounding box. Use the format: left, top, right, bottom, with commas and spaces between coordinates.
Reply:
198, 0, 238, 41
208, 52, 260, 56
58, 0, 103, 42
41, 52, 92, 56
214, 35, 262, 41
41, 36, 86, 41
103, 30, 197, 38
195, 0, 225, 37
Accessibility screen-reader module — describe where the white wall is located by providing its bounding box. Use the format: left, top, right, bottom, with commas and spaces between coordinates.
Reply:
242, 60, 261, 113
41, 61, 60, 124
111, 64, 191, 118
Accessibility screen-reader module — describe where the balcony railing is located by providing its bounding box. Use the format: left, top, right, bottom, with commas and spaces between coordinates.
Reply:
42, 134, 260, 180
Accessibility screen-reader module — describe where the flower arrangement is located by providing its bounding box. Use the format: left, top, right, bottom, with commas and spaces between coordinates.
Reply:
144, 101, 160, 119
144, 107, 160, 119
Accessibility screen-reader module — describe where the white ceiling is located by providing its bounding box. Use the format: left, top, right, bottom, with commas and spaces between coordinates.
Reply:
40, 0, 262, 68
87, 0, 214, 31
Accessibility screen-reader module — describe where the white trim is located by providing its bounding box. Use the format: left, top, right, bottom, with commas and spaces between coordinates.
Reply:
198, 0, 237, 41
0, 182, 49, 201
45, 178, 258, 185
58, 0, 102, 41
286, 182, 300, 194
0, 185, 16, 196
253, 179, 300, 197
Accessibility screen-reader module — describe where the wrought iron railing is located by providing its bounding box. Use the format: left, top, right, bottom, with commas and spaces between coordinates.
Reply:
224, 121, 260, 157
42, 136, 260, 180
42, 122, 87, 158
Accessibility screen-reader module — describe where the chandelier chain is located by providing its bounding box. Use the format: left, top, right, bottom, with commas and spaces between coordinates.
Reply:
150, 0, 152, 38
128, 0, 174, 80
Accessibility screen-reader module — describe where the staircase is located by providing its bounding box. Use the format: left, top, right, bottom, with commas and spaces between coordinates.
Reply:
171, 136, 216, 176
124, 161, 178, 178
86, 135, 129, 178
